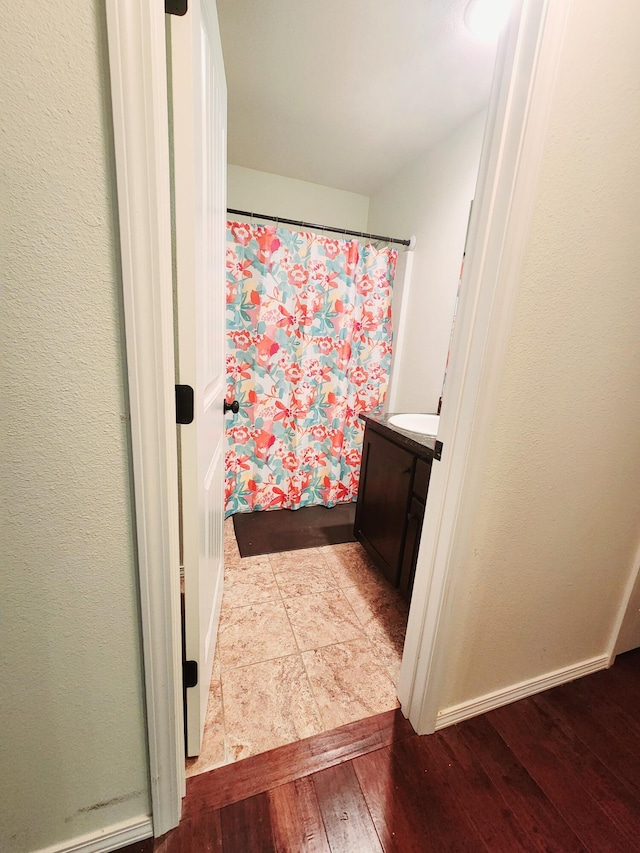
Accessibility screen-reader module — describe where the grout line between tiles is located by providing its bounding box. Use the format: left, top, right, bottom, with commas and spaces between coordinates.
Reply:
218, 666, 231, 768
271, 548, 384, 733
270, 550, 328, 734
202, 527, 405, 775
314, 551, 409, 699
221, 521, 255, 768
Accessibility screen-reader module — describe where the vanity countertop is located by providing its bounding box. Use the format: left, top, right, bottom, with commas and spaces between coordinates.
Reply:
359, 412, 437, 461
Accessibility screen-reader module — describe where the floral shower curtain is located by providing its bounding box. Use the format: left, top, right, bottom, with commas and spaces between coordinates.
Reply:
224, 221, 397, 516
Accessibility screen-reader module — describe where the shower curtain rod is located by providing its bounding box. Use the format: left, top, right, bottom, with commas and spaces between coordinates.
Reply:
227, 207, 411, 247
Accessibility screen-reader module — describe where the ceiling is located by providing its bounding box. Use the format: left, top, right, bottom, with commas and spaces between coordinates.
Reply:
216, 0, 499, 196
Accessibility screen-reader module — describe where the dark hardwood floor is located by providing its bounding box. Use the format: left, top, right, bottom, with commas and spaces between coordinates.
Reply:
120, 648, 640, 852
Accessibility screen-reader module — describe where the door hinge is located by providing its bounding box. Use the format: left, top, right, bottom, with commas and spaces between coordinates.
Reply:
175, 384, 194, 424
183, 660, 198, 689
165, 0, 187, 15
434, 440, 443, 461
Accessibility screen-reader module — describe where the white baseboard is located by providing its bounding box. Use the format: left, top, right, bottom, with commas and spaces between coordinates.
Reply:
36, 815, 153, 853
435, 654, 609, 730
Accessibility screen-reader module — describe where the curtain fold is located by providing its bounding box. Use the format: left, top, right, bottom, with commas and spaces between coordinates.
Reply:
225, 221, 396, 516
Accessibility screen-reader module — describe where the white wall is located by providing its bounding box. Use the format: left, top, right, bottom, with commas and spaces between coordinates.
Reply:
0, 3, 150, 851
228, 164, 370, 231
438, 0, 640, 711
368, 111, 487, 413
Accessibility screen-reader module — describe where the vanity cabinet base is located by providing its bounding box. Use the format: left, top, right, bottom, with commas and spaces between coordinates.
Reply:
354, 422, 432, 602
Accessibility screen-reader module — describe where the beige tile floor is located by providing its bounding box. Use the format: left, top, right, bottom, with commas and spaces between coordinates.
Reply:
185, 516, 409, 777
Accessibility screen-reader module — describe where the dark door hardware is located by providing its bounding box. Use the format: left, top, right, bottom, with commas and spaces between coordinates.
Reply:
165, 0, 187, 15
224, 400, 240, 415
175, 385, 194, 424
183, 660, 198, 689
434, 440, 444, 461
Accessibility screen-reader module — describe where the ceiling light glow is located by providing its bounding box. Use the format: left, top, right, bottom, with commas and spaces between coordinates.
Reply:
464, 0, 512, 41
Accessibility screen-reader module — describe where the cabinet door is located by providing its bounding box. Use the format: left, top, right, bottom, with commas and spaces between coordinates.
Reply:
398, 497, 425, 601
355, 429, 414, 586
413, 458, 432, 501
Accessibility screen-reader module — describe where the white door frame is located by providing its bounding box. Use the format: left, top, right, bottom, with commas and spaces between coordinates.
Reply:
398, 0, 572, 733
105, 0, 572, 836
106, 0, 184, 837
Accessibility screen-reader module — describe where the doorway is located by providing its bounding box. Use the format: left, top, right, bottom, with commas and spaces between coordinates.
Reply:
186, 0, 496, 776
107, 0, 570, 836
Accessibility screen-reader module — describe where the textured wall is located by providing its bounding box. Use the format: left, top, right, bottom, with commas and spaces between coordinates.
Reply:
228, 164, 370, 232
439, 0, 640, 710
0, 2, 150, 851
367, 111, 488, 413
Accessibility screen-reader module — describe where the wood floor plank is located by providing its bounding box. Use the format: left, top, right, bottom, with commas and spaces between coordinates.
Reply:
352, 746, 422, 853
267, 777, 331, 853
432, 725, 533, 852
584, 651, 640, 713
312, 762, 383, 853
523, 691, 640, 839
157, 814, 222, 853
354, 736, 485, 852
114, 650, 640, 853
458, 715, 585, 853
409, 736, 496, 851
151, 830, 181, 853
220, 792, 275, 853
556, 662, 640, 746
305, 707, 414, 764
533, 679, 640, 802
189, 812, 223, 853
489, 698, 640, 851
610, 647, 640, 675
184, 708, 413, 816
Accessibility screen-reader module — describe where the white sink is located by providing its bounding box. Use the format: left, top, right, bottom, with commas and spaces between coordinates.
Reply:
388, 413, 440, 435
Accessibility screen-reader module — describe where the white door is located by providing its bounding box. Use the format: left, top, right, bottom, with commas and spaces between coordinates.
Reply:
171, 0, 227, 757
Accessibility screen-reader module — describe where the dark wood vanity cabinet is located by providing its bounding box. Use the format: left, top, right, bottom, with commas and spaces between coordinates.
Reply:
354, 421, 433, 602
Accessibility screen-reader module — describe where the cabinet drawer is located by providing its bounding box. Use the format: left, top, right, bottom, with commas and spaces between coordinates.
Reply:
413, 458, 432, 502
